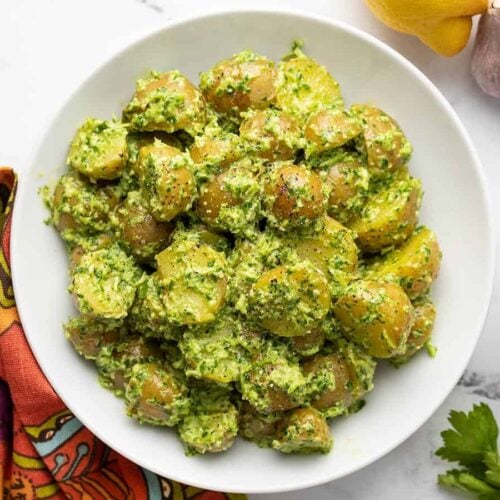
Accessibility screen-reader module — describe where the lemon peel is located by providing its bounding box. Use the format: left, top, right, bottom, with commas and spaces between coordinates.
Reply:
365, 0, 489, 56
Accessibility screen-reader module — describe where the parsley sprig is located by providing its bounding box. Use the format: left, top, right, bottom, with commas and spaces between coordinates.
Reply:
436, 403, 500, 499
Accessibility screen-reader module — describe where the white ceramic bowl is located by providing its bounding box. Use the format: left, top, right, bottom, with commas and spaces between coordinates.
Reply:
11, 9, 495, 494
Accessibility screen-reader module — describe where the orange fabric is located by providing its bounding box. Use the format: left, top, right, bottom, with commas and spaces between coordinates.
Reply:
0, 168, 246, 500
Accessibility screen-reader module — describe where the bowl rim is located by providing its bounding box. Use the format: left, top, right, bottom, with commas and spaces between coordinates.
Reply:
10, 7, 496, 493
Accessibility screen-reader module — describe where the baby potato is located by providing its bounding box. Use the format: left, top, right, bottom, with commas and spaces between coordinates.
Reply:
190, 126, 241, 182
180, 314, 246, 384
290, 328, 325, 357
127, 273, 178, 340
170, 223, 231, 255
136, 142, 195, 221
352, 105, 413, 174
305, 108, 363, 157
190, 132, 239, 168
239, 109, 302, 161
239, 401, 281, 447
285, 216, 358, 297
368, 226, 442, 299
228, 232, 283, 311
70, 246, 141, 320
272, 408, 332, 454
303, 353, 353, 411
127, 131, 183, 171
200, 50, 277, 115
63, 316, 122, 360
178, 386, 238, 455
123, 70, 207, 136
303, 340, 376, 416
324, 155, 369, 222
156, 239, 227, 325
334, 280, 414, 358
96, 335, 163, 395
348, 177, 422, 253
125, 362, 189, 426
392, 297, 436, 365
69, 233, 115, 270
113, 191, 173, 261
248, 261, 331, 337
52, 174, 117, 236
263, 164, 326, 229
196, 164, 261, 235
276, 50, 343, 120
67, 118, 128, 180
239, 343, 307, 413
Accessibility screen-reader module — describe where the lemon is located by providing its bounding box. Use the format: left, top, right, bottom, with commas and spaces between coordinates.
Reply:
365, 0, 489, 56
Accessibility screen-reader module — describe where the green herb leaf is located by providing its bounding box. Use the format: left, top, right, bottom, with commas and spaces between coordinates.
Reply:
436, 404, 500, 498
436, 403, 498, 468
485, 451, 500, 488
438, 470, 499, 495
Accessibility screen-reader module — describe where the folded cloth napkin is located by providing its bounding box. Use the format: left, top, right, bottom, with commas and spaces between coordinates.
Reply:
0, 168, 246, 500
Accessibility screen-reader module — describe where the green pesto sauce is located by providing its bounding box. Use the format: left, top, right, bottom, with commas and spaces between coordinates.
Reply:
123, 70, 207, 136
42, 41, 440, 457
67, 118, 128, 180
70, 245, 142, 320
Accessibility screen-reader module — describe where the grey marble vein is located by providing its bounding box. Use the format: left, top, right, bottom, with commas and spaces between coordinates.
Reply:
458, 370, 500, 400
135, 0, 163, 14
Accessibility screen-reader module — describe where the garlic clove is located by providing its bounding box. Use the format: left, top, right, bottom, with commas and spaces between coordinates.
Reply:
471, 2, 500, 98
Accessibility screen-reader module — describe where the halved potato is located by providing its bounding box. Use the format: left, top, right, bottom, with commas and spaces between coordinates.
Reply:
156, 239, 227, 325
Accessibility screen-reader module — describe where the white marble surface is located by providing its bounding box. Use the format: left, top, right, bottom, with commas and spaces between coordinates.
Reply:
1, 0, 499, 498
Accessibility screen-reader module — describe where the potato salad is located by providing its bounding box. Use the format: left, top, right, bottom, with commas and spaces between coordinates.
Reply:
44, 42, 442, 456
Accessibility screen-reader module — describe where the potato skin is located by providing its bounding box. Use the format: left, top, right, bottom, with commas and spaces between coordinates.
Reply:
125, 362, 188, 426
291, 328, 325, 357
392, 298, 436, 364
333, 280, 414, 358
196, 165, 261, 235
276, 52, 343, 120
285, 216, 358, 297
113, 191, 173, 261
239, 401, 280, 446
197, 173, 235, 224
303, 353, 353, 410
126, 131, 183, 173
200, 51, 276, 115
239, 342, 307, 414
302, 340, 376, 415
240, 109, 302, 161
189, 127, 241, 182
328, 163, 358, 208
352, 105, 412, 174
325, 156, 369, 220
249, 262, 331, 337
272, 408, 332, 454
69, 234, 114, 270
52, 174, 118, 235
63, 316, 122, 360
123, 70, 207, 135
348, 177, 422, 253
368, 226, 442, 299
136, 142, 195, 222
305, 108, 362, 156
96, 336, 163, 395
67, 118, 128, 180
264, 164, 326, 228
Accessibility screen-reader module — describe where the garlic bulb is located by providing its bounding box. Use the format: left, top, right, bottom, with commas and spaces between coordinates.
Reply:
471, 1, 500, 98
